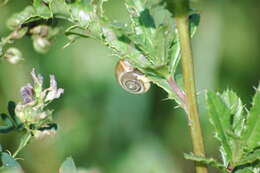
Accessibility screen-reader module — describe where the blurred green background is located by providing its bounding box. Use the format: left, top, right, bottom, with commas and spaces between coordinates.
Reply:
0, 0, 260, 173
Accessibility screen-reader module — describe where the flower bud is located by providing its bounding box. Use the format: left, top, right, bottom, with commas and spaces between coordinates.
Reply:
10, 27, 28, 40
15, 104, 26, 122
34, 128, 56, 139
4, 47, 23, 64
33, 36, 51, 53
30, 25, 49, 37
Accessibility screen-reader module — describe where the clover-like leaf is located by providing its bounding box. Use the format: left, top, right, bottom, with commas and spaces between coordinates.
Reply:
1, 152, 22, 170
0, 113, 14, 133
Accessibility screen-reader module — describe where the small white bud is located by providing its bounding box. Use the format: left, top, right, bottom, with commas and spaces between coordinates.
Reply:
4, 47, 23, 64
33, 36, 51, 53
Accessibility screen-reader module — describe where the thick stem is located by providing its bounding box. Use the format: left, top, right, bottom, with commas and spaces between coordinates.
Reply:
175, 16, 208, 173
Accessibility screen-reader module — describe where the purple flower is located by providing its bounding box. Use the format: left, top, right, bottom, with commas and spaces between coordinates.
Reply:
31, 68, 43, 87
44, 75, 64, 102
17, 68, 64, 123
20, 84, 34, 104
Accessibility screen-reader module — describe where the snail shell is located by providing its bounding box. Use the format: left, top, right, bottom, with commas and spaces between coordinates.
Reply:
115, 60, 151, 94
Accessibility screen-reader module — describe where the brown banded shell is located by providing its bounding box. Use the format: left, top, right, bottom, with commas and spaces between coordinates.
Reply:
115, 60, 150, 94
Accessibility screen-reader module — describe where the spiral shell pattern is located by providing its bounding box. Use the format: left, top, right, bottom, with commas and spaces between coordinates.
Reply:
115, 60, 150, 94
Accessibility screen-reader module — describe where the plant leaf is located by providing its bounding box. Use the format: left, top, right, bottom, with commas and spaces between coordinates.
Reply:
234, 164, 260, 173
0, 114, 13, 127
8, 101, 16, 119
33, 0, 53, 19
0, 126, 14, 133
206, 91, 233, 166
221, 90, 245, 137
242, 86, 260, 151
234, 168, 254, 173
0, 113, 14, 133
189, 13, 200, 37
124, 0, 177, 69
59, 157, 77, 173
239, 149, 260, 165
184, 153, 227, 172
7, 101, 21, 126
1, 152, 22, 170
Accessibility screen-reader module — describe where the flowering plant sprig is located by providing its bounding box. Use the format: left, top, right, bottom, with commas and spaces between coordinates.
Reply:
0, 69, 64, 158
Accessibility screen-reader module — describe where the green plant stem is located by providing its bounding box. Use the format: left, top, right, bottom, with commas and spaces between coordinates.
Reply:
175, 16, 208, 173
12, 132, 32, 157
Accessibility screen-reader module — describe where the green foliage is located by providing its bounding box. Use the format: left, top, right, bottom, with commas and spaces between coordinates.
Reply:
0, 149, 23, 173
192, 85, 260, 172
0, 0, 200, 108
0, 102, 21, 134
242, 86, 260, 151
1, 152, 21, 169
184, 153, 226, 172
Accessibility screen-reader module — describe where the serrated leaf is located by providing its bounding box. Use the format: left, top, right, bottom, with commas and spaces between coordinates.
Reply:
124, 0, 176, 69
234, 167, 254, 173
184, 153, 227, 171
239, 149, 260, 165
242, 86, 260, 150
221, 90, 245, 136
101, 27, 152, 69
148, 76, 182, 105
206, 91, 233, 165
59, 157, 77, 173
234, 163, 260, 173
6, 3, 53, 30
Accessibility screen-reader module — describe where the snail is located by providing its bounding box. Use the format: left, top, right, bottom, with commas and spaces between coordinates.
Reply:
115, 60, 151, 94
